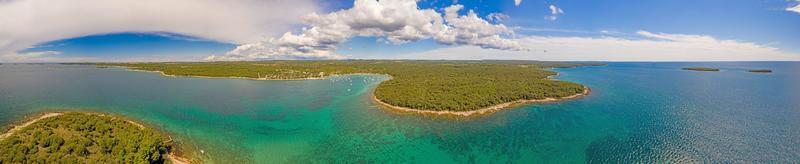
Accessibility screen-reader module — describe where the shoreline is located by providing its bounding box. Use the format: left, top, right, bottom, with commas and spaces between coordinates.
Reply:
0, 111, 192, 164
118, 66, 332, 81
115, 65, 590, 117
0, 112, 63, 140
371, 86, 591, 117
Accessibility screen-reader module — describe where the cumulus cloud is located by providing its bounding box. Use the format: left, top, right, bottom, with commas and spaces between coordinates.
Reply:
397, 31, 800, 61
438, 5, 521, 50
544, 5, 565, 21
514, 0, 522, 6
209, 0, 521, 61
788, 2, 800, 14
0, 0, 320, 62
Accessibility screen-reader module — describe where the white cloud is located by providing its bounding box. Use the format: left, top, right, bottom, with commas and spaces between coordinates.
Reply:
0, 0, 320, 62
545, 5, 565, 21
438, 5, 521, 50
0, 51, 105, 63
487, 13, 510, 23
397, 31, 800, 61
210, 0, 521, 61
514, 0, 522, 6
787, 2, 800, 14
549, 5, 565, 15
11, 51, 61, 60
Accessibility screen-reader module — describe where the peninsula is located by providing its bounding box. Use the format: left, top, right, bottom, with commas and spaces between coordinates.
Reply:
97, 60, 600, 116
0, 112, 187, 163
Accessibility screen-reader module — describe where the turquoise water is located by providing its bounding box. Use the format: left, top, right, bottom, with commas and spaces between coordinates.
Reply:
0, 62, 798, 163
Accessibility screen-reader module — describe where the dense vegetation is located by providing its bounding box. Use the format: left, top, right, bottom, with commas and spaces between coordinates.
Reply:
98, 60, 599, 111
748, 69, 772, 73
0, 112, 170, 163
682, 67, 720, 71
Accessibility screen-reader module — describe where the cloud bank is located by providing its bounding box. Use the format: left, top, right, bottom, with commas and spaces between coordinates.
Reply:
208, 0, 521, 61
0, 0, 320, 62
397, 31, 800, 61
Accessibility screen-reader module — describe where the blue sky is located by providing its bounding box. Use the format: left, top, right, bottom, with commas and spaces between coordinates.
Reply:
2, 0, 799, 62
506, 0, 800, 47
21, 33, 235, 60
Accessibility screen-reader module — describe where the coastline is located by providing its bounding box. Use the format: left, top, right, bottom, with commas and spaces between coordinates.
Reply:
0, 112, 63, 140
120, 66, 330, 81
0, 111, 192, 164
371, 86, 591, 117
115, 65, 591, 117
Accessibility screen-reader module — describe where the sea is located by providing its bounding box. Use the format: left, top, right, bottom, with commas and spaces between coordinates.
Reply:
0, 62, 798, 163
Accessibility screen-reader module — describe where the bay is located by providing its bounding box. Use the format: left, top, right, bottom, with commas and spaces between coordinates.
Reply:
1, 62, 798, 163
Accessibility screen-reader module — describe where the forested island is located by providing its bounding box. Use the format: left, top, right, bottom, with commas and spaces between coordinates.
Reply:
0, 112, 186, 163
748, 69, 772, 73
97, 60, 601, 116
682, 67, 720, 71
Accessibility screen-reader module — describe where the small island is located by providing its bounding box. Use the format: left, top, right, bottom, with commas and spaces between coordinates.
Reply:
96, 60, 599, 117
748, 69, 772, 73
682, 67, 720, 71
0, 112, 188, 163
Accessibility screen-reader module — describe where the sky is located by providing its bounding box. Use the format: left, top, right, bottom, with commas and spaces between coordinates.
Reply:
1, 0, 799, 62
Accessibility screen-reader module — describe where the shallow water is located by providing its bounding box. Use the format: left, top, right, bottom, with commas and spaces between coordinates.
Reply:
0, 62, 798, 163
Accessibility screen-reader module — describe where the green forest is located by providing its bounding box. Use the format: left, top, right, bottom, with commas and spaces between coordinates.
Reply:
0, 112, 170, 163
748, 69, 772, 73
98, 60, 600, 111
682, 67, 720, 71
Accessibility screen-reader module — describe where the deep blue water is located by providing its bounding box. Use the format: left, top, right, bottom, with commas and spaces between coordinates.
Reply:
556, 62, 800, 162
0, 62, 798, 163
